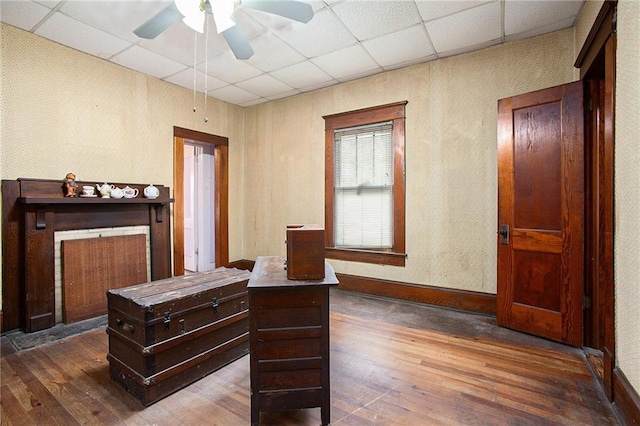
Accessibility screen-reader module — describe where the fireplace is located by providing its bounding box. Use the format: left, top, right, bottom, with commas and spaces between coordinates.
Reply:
1, 178, 173, 332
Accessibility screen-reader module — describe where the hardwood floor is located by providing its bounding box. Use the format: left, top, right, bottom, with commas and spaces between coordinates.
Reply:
1, 289, 618, 425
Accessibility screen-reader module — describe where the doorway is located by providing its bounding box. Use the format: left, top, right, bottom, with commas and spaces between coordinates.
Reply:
183, 142, 216, 272
173, 126, 230, 277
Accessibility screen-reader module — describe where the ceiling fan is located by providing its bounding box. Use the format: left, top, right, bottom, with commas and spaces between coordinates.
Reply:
134, 0, 314, 60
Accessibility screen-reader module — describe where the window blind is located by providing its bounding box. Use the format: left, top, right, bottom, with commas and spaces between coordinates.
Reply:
334, 122, 393, 248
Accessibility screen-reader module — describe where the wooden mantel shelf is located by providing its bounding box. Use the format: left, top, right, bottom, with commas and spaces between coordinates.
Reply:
20, 197, 173, 204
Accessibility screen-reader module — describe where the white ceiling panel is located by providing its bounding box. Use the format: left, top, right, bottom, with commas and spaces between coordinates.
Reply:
35, 12, 130, 59
363, 24, 434, 68
273, 8, 358, 58
331, 0, 421, 41
246, 32, 306, 72
416, 0, 494, 22
0, 0, 53, 31
505, 0, 582, 36
3, 0, 585, 107
506, 16, 577, 43
164, 68, 227, 93
266, 89, 301, 101
312, 44, 382, 80
270, 60, 334, 89
425, 1, 501, 54
112, 45, 186, 79
235, 73, 295, 98
208, 84, 261, 105
203, 50, 263, 83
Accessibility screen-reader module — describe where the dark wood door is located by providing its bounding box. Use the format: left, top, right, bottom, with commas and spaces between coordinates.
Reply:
497, 81, 584, 346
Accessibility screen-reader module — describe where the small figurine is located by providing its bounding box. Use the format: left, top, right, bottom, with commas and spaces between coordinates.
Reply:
63, 172, 79, 197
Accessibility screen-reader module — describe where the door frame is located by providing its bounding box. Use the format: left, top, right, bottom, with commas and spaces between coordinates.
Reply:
173, 126, 229, 276
574, 0, 616, 400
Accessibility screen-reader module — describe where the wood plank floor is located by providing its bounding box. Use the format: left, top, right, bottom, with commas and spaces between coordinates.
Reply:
1, 289, 618, 425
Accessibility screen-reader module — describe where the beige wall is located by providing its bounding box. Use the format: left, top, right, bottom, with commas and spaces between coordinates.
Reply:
0, 23, 247, 279
243, 29, 576, 294
613, 0, 640, 397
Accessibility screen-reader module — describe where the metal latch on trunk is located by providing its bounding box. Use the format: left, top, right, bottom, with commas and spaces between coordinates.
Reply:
212, 297, 219, 313
163, 311, 171, 329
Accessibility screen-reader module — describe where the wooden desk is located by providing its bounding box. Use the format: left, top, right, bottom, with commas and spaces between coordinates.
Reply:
248, 256, 338, 425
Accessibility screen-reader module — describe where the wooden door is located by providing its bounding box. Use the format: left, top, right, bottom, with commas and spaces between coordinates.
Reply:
497, 81, 584, 346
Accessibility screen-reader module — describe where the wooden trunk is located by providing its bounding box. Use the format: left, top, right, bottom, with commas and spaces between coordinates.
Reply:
106, 267, 251, 406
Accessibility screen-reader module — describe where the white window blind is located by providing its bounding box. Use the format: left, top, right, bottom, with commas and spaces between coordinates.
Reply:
334, 122, 393, 248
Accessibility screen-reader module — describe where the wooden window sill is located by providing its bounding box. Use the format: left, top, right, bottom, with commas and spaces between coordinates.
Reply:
325, 247, 406, 266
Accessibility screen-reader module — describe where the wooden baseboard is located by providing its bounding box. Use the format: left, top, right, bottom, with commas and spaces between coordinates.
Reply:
335, 273, 496, 316
613, 367, 640, 424
227, 259, 495, 316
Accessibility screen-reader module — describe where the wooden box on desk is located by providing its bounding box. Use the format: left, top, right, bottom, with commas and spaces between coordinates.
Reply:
106, 267, 251, 406
286, 224, 325, 280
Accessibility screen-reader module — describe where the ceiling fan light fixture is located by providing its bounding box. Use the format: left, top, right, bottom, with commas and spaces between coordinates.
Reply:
211, 0, 236, 33
182, 12, 205, 33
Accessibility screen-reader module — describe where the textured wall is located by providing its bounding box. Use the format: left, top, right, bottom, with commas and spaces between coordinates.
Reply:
242, 29, 576, 294
614, 0, 640, 398
0, 24, 247, 291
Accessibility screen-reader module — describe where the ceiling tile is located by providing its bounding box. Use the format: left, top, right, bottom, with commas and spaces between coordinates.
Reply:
111, 45, 186, 79
208, 84, 261, 105
266, 89, 302, 101
273, 8, 358, 58
246, 32, 306, 72
203, 50, 264, 84
240, 97, 269, 107
505, 16, 577, 43
35, 12, 131, 59
416, 0, 494, 22
164, 68, 227, 93
0, 0, 52, 31
60, 0, 171, 44
505, 0, 583, 36
331, 0, 421, 41
235, 74, 295, 98
425, 1, 501, 54
362, 24, 434, 68
270, 60, 334, 90
312, 44, 382, 80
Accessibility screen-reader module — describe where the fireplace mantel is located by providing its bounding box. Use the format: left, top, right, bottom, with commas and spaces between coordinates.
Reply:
2, 178, 173, 332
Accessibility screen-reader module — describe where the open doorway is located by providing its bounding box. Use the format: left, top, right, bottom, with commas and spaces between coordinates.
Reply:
173, 126, 229, 277
184, 142, 216, 272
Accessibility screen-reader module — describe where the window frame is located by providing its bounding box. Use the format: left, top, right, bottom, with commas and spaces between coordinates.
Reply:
323, 101, 407, 266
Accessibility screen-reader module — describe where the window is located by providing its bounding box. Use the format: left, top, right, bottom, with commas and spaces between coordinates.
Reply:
323, 101, 407, 266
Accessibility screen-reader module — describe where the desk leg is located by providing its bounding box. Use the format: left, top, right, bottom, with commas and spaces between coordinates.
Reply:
251, 406, 259, 426
321, 404, 330, 425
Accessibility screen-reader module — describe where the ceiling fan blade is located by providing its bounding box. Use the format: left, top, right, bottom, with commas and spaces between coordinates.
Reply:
134, 3, 183, 39
241, 0, 313, 23
222, 25, 254, 60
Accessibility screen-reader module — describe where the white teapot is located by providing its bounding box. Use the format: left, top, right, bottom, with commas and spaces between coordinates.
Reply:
144, 184, 159, 199
96, 182, 111, 198
110, 186, 124, 199
123, 186, 139, 199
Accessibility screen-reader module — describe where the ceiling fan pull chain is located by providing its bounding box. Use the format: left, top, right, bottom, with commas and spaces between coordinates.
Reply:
203, 12, 209, 123
192, 30, 197, 113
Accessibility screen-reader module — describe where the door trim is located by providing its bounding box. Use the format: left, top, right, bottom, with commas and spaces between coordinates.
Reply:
173, 127, 229, 276
576, 0, 616, 401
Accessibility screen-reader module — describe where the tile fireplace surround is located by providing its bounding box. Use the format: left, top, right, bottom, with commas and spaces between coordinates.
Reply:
1, 178, 172, 333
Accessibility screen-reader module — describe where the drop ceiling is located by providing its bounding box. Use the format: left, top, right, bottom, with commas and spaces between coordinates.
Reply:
1, 0, 585, 107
